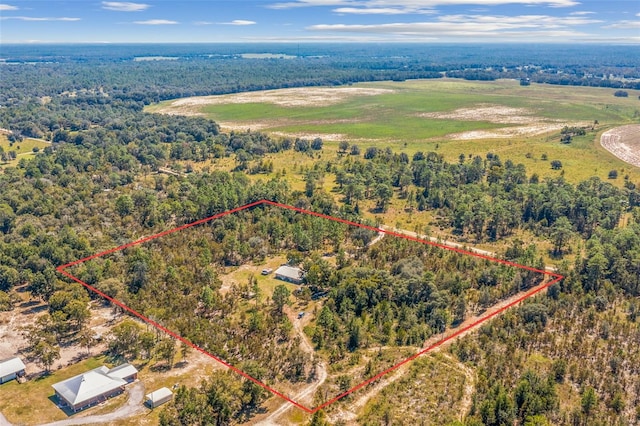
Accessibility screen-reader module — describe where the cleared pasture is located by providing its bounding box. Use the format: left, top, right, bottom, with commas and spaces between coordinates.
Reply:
151, 79, 640, 184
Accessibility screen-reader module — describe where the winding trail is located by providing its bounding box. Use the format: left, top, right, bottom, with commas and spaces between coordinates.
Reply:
255, 307, 328, 426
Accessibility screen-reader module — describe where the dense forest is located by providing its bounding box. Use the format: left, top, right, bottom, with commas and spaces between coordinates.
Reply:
1, 44, 639, 425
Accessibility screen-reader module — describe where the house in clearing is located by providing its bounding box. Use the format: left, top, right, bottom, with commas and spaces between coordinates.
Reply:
274, 265, 304, 285
52, 363, 138, 412
0, 357, 26, 384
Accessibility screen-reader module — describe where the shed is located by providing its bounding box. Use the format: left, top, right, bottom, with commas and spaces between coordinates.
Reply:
274, 265, 304, 285
145, 387, 173, 408
0, 357, 26, 384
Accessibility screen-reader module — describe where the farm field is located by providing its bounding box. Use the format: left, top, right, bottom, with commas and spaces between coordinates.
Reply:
150, 79, 640, 184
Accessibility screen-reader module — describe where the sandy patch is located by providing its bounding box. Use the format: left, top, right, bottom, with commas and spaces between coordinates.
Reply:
270, 131, 346, 141
420, 104, 591, 140
450, 122, 583, 140
0, 296, 115, 377
419, 104, 537, 124
600, 124, 640, 168
156, 87, 393, 116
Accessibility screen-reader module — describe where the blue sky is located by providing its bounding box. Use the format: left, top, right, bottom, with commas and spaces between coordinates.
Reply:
0, 0, 638, 43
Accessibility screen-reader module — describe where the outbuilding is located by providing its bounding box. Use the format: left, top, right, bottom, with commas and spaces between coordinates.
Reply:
0, 357, 26, 384
274, 265, 304, 285
145, 387, 173, 408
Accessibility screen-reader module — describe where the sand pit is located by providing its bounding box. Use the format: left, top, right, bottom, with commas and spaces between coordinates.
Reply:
157, 87, 394, 116
600, 124, 640, 168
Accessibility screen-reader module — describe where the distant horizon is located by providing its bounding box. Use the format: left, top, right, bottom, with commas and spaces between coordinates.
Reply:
2, 40, 639, 45
0, 0, 638, 44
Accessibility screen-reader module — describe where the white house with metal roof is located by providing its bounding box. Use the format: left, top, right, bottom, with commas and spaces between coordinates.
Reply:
274, 265, 304, 284
0, 357, 26, 384
52, 363, 138, 412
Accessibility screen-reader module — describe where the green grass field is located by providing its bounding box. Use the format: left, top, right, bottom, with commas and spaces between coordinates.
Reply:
151, 79, 640, 185
0, 134, 50, 167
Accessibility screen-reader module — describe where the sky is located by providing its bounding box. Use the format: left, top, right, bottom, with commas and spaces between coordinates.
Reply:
0, 0, 638, 44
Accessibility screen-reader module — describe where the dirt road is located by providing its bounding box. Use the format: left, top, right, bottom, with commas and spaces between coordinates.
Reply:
381, 225, 557, 272
255, 308, 328, 426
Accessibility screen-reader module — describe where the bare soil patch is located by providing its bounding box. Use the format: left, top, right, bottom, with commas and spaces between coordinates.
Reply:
600, 124, 640, 168
419, 104, 536, 124
0, 292, 115, 378
156, 87, 394, 117
420, 103, 588, 140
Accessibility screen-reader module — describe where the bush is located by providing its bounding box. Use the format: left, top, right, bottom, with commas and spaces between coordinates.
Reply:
614, 90, 628, 97
550, 160, 562, 170
608, 169, 618, 179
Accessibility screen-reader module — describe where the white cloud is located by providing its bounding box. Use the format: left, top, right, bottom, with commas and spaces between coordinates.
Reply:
569, 11, 594, 15
102, 2, 150, 12
194, 21, 214, 25
603, 20, 640, 29
0, 4, 18, 10
270, 0, 580, 9
1, 16, 81, 21
133, 19, 178, 24
221, 20, 257, 25
334, 7, 436, 14
306, 14, 600, 39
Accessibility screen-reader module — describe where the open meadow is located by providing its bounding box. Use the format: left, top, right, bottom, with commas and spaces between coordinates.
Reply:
150, 78, 640, 184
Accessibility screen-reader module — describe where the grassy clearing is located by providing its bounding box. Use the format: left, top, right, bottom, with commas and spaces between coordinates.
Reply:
0, 134, 50, 167
219, 254, 300, 303
0, 355, 106, 425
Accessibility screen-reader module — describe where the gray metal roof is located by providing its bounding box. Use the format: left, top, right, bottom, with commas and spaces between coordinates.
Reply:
274, 265, 303, 281
146, 387, 173, 402
0, 357, 26, 378
52, 364, 137, 406
107, 363, 138, 380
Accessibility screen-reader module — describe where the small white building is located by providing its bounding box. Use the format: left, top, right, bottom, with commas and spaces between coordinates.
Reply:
274, 265, 304, 285
0, 357, 26, 384
145, 387, 173, 408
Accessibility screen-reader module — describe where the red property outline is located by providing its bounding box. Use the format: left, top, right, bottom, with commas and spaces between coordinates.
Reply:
57, 199, 564, 414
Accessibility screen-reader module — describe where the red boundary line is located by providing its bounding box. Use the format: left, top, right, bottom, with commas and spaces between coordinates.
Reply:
57, 199, 563, 414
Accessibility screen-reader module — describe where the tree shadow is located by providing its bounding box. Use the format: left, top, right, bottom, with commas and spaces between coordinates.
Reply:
20, 303, 47, 315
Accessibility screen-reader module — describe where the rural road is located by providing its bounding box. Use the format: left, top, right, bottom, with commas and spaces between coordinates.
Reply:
255, 308, 328, 426
380, 225, 557, 272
